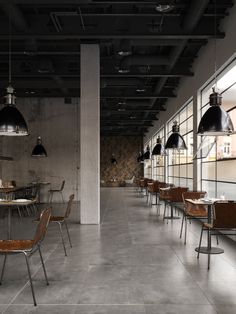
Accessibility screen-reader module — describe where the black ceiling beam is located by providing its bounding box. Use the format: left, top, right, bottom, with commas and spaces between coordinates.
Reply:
101, 93, 176, 99
147, 0, 210, 124
101, 71, 194, 78
102, 123, 153, 126
0, 33, 225, 40
0, 71, 194, 78
101, 118, 158, 121
3, 0, 232, 7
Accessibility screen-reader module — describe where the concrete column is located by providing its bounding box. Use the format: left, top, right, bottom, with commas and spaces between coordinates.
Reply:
80, 44, 100, 224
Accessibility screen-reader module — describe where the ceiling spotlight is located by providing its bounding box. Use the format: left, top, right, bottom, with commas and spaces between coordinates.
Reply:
118, 100, 126, 105
117, 108, 126, 112
155, 4, 174, 13
129, 115, 136, 120
117, 39, 132, 56
118, 67, 130, 74
136, 87, 146, 93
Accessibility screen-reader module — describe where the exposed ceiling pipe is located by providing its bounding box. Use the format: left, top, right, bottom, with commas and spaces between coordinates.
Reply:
101, 78, 143, 88
150, 0, 210, 105
130, 39, 181, 46
121, 55, 170, 67
0, 2, 28, 32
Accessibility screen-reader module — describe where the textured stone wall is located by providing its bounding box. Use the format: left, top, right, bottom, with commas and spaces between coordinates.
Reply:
100, 136, 143, 182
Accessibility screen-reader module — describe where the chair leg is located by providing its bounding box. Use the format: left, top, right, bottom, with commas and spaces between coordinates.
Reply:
64, 221, 72, 248
208, 229, 211, 270
23, 253, 37, 306
184, 216, 188, 245
57, 222, 67, 256
38, 246, 49, 285
61, 192, 65, 203
197, 225, 204, 259
180, 214, 184, 238
163, 203, 166, 221
0, 254, 7, 284
17, 206, 22, 219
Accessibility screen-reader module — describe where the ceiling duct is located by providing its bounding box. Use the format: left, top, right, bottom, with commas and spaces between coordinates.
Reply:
101, 78, 143, 88
121, 55, 170, 67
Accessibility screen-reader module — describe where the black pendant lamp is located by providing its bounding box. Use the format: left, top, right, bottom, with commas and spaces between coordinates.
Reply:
165, 121, 187, 150
197, 0, 234, 136
0, 15, 28, 136
152, 136, 167, 156
143, 145, 150, 159
137, 152, 144, 162
197, 88, 234, 136
31, 136, 47, 157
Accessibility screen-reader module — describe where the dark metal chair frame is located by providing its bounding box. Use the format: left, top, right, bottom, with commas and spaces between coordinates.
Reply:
197, 201, 236, 269
180, 191, 207, 244
49, 194, 74, 256
48, 180, 65, 203
0, 207, 52, 306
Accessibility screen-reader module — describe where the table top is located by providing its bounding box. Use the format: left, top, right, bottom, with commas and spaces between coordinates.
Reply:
185, 198, 221, 205
0, 199, 35, 206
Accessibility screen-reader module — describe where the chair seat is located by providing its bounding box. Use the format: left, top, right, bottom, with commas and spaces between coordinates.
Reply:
35, 216, 65, 222
50, 216, 65, 222
187, 209, 207, 217
49, 189, 61, 192
0, 240, 34, 252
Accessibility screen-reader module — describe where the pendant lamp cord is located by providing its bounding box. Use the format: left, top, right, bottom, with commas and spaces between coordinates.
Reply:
8, 7, 12, 85
214, 0, 217, 89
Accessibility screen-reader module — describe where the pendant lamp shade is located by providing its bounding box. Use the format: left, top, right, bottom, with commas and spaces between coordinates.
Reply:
165, 121, 187, 150
152, 136, 166, 155
143, 145, 150, 159
31, 136, 47, 157
0, 86, 28, 136
197, 89, 234, 136
137, 152, 144, 162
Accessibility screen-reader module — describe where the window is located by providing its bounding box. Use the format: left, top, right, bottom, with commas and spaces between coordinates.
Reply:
167, 100, 193, 189
152, 127, 165, 182
200, 59, 236, 198
144, 140, 152, 179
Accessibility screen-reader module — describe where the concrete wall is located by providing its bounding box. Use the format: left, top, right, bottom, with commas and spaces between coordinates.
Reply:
0, 97, 80, 203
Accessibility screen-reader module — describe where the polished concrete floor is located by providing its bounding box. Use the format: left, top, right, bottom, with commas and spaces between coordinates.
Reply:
0, 188, 236, 313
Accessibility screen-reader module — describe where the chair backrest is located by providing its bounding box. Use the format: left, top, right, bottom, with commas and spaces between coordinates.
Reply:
182, 191, 206, 203
60, 180, 65, 191
182, 191, 207, 213
159, 187, 172, 200
34, 207, 52, 245
170, 187, 189, 202
213, 201, 236, 228
65, 194, 75, 218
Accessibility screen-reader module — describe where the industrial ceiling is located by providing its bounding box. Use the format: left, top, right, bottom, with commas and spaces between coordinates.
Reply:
0, 0, 233, 135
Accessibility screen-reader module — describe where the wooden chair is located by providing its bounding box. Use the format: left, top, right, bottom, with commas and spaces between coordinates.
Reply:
48, 180, 65, 203
163, 187, 189, 222
180, 191, 207, 244
0, 207, 52, 306
197, 201, 236, 269
49, 194, 74, 256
